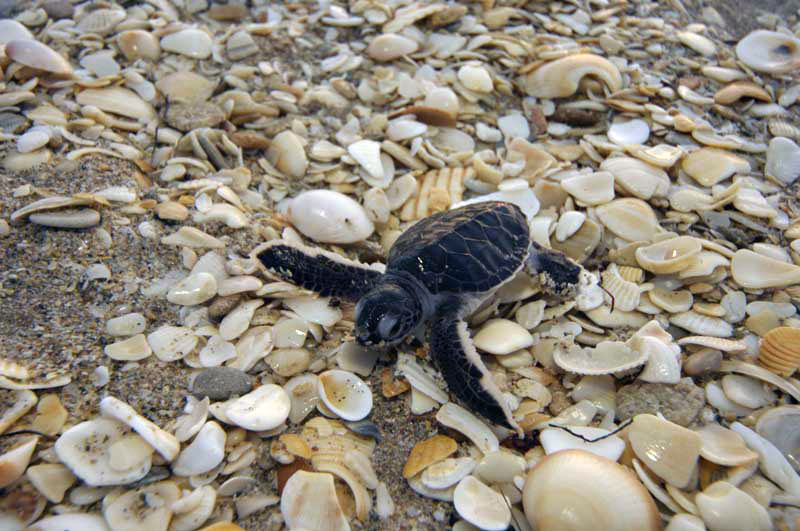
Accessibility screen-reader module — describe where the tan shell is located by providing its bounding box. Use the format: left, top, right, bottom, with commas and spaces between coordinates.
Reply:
522, 450, 660, 531
635, 236, 702, 274
601, 264, 643, 312
600, 157, 669, 200
714, 81, 771, 105
732, 250, 800, 289
403, 435, 457, 479
596, 199, 658, 242
759, 326, 800, 377
681, 148, 751, 187
399, 167, 467, 221
629, 414, 701, 488
522, 54, 623, 99
551, 217, 603, 263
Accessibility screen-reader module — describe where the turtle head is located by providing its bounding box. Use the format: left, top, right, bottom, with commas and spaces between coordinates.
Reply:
354, 283, 421, 347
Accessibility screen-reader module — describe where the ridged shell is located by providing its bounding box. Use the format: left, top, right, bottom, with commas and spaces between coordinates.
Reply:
601, 264, 643, 312
759, 327, 800, 377
399, 167, 467, 221
670, 311, 733, 337
596, 199, 658, 242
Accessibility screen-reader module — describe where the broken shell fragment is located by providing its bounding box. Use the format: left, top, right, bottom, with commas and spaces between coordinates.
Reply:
5, 40, 73, 76
554, 341, 649, 375
695, 481, 772, 531
736, 30, 800, 74
635, 236, 702, 274
0, 436, 37, 488
403, 434, 458, 479
522, 54, 623, 98
682, 148, 751, 187
172, 421, 226, 476
286, 190, 374, 243
453, 476, 510, 531
99, 396, 180, 461
765, 137, 800, 185
540, 426, 625, 461
317, 369, 373, 421
629, 414, 701, 488
421, 457, 476, 490
26, 463, 76, 503
226, 384, 290, 431
595, 199, 658, 242
731, 250, 800, 289
522, 450, 660, 531
280, 471, 349, 531
472, 319, 534, 355
167, 272, 217, 306
103, 480, 180, 531
696, 423, 759, 467
367, 33, 418, 61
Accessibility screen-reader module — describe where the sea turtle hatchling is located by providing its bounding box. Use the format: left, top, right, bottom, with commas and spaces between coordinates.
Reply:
252, 201, 585, 436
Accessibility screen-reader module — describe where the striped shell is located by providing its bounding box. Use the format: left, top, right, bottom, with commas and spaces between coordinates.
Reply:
759, 327, 800, 377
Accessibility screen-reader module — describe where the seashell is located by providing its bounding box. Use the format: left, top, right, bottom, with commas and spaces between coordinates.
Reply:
628, 320, 682, 384
0, 389, 37, 435
721, 374, 776, 409
474, 450, 526, 486
399, 167, 467, 221
472, 318, 534, 355
117, 30, 161, 61
695, 481, 772, 531
106, 312, 146, 337
540, 426, 625, 461
386, 118, 427, 142
226, 384, 290, 431
705, 379, 755, 418
679, 251, 730, 279
555, 211, 586, 242
595, 198, 658, 242
167, 272, 217, 306
220, 299, 264, 341
522, 54, 623, 98
103, 481, 180, 531
171, 485, 217, 531
173, 397, 209, 443
396, 354, 448, 404
5, 40, 73, 76
423, 87, 460, 120
554, 340, 649, 375
731, 250, 800, 289
569, 374, 615, 414
55, 418, 151, 486
104, 333, 152, 361
601, 157, 668, 200
25, 514, 109, 531
635, 236, 701, 274
756, 406, 800, 471
758, 326, 800, 377
670, 311, 733, 337
0, 20, 34, 44
626, 144, 683, 169
458, 64, 494, 93
696, 423, 759, 467
100, 396, 180, 461
666, 514, 706, 531
32, 394, 68, 436
649, 287, 693, 313
172, 421, 226, 476
267, 130, 308, 178
375, 481, 395, 519
280, 471, 349, 531
0, 436, 37, 488
453, 180, 540, 221
77, 87, 156, 122
497, 113, 530, 140
601, 264, 643, 312
108, 434, 153, 473
161, 28, 213, 59
629, 414, 702, 488
161, 227, 225, 248
367, 33, 418, 61
453, 476, 510, 531
286, 190, 374, 243
681, 148, 751, 187
285, 374, 320, 424
736, 30, 800, 74
732, 421, 800, 496
608, 119, 650, 146
523, 450, 660, 531
421, 457, 477, 489
193, 203, 248, 228
436, 402, 498, 455
551, 217, 603, 263
714, 81, 772, 105
560, 171, 615, 205
148, 326, 198, 362
318, 370, 372, 422
348, 139, 386, 186
766, 137, 800, 185
26, 463, 76, 503
677, 31, 716, 56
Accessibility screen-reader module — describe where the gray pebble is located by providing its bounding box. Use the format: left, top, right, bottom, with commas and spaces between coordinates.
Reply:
166, 102, 225, 132
616, 380, 705, 427
0, 0, 19, 17
208, 294, 241, 323
42, 0, 75, 19
684, 348, 722, 377
0, 112, 29, 134
190, 367, 252, 400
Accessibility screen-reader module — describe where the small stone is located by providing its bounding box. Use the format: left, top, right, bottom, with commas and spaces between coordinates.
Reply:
617, 380, 705, 427
207, 294, 242, 323
684, 349, 723, 376
0, 113, 28, 134
208, 3, 248, 20
42, 0, 75, 19
191, 367, 253, 400
166, 102, 225, 132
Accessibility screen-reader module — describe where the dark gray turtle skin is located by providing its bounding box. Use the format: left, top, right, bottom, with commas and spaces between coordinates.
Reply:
253, 201, 581, 436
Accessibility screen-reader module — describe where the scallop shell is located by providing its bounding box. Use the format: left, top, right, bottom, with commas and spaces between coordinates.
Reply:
635, 236, 702, 274
595, 198, 658, 242
522, 450, 660, 531
759, 326, 800, 377
554, 340, 649, 375
736, 30, 800, 74
600, 157, 669, 200
318, 370, 373, 422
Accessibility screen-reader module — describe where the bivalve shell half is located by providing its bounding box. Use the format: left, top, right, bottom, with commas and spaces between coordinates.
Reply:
5, 40, 74, 76
756, 406, 800, 471
453, 476, 510, 531
635, 236, 702, 274
736, 30, 800, 74
731, 250, 800, 289
759, 326, 800, 377
596, 199, 658, 242
601, 157, 668, 200
540, 426, 625, 461
682, 148, 750, 187
172, 421, 226, 476
696, 423, 759, 467
554, 340, 649, 375
281, 470, 349, 531
318, 370, 373, 422
286, 190, 374, 243
226, 384, 290, 431
522, 450, 660, 531
522, 54, 623, 98
629, 414, 701, 488
560, 171, 615, 206
765, 137, 800, 185
103, 481, 180, 531
695, 481, 772, 531
472, 319, 534, 355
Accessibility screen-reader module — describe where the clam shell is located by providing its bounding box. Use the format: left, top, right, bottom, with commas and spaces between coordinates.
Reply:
629, 414, 702, 488
554, 340, 648, 375
756, 406, 800, 471
721, 374, 776, 409
601, 157, 668, 200
540, 426, 625, 461
367, 33, 418, 61
522, 450, 660, 531
473, 318, 534, 355
453, 476, 510, 531
697, 423, 759, 467
596, 198, 658, 242
635, 236, 702, 274
732, 249, 800, 289
286, 190, 374, 243
759, 326, 800, 377
736, 30, 800, 74
318, 370, 373, 421
696, 481, 772, 531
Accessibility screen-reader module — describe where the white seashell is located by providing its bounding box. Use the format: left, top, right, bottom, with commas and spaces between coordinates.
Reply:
522, 450, 660, 531
677, 31, 717, 56
696, 423, 759, 467
695, 481, 772, 531
0, 20, 34, 44
601, 157, 668, 200
474, 450, 527, 485
344, 448, 379, 489
732, 249, 800, 289
5, 39, 73, 75
55, 418, 151, 486
629, 414, 702, 488
26, 463, 76, 503
386, 118, 427, 141
635, 236, 701, 274
0, 389, 37, 434
199, 335, 237, 367
736, 30, 800, 74
148, 325, 198, 362
458, 64, 493, 93
193, 203, 248, 228
705, 381, 754, 418
220, 299, 264, 341
26, 514, 109, 531
721, 375, 776, 409
421, 457, 477, 490
453, 183, 540, 221
161, 28, 212, 58
756, 406, 800, 472
172, 421, 226, 476
108, 434, 153, 472
436, 402, 499, 455
608, 119, 650, 146
161, 226, 224, 248
267, 130, 308, 178
424, 87, 460, 118
682, 148, 751, 187
376, 481, 395, 519
287, 190, 374, 243
167, 272, 217, 306
497, 113, 530, 140
104, 334, 152, 361
17, 128, 51, 154
170, 486, 216, 531
272, 317, 308, 348
226, 384, 290, 431
679, 251, 730, 279
100, 396, 180, 461
473, 319, 534, 355
554, 340, 648, 375
396, 353, 448, 403
522, 54, 622, 98
336, 341, 377, 377
281, 471, 349, 531
732, 421, 800, 496
627, 144, 683, 169
284, 374, 319, 424
453, 476, 510, 531
0, 436, 37, 488
103, 481, 180, 531
560, 171, 615, 205
318, 369, 373, 421
80, 50, 120, 77
367, 33, 418, 61
596, 198, 658, 242
628, 320, 682, 384
348, 139, 384, 182
601, 264, 643, 312
665, 514, 706, 531
555, 211, 586, 242
173, 397, 209, 443
217, 275, 263, 297
284, 296, 342, 327
569, 375, 615, 414
766, 137, 800, 185
540, 426, 625, 461
106, 312, 146, 336
670, 311, 733, 337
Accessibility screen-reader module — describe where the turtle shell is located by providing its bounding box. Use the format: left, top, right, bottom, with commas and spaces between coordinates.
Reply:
387, 201, 530, 294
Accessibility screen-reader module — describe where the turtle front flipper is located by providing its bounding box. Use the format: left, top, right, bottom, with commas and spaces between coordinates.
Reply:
252, 240, 382, 302
526, 241, 582, 297
428, 298, 523, 437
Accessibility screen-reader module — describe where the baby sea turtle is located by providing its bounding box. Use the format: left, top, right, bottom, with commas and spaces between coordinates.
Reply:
253, 201, 582, 436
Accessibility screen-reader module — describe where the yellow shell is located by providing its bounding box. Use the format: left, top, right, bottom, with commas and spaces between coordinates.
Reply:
759, 327, 800, 377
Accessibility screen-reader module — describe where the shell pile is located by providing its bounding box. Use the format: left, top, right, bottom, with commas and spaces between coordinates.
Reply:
2, 0, 800, 530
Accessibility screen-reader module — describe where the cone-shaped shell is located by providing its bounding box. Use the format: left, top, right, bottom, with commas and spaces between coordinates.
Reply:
759, 326, 800, 377
736, 30, 800, 74
732, 250, 800, 289
522, 450, 660, 531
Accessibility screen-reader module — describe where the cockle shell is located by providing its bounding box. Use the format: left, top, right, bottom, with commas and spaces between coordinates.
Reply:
635, 236, 702, 274
522, 450, 660, 531
601, 264, 643, 312
758, 326, 800, 377
736, 30, 800, 74
286, 190, 374, 243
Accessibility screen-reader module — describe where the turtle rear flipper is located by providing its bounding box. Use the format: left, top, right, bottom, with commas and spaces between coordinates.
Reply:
429, 298, 523, 437
526, 241, 582, 297
252, 240, 382, 301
